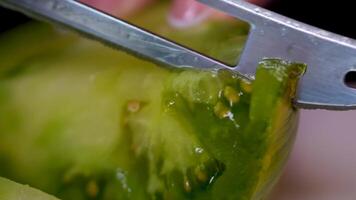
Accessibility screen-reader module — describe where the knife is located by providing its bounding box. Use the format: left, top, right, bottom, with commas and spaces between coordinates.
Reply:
1, 0, 356, 110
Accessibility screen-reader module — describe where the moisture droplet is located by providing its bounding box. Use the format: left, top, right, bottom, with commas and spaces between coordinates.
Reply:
208, 175, 217, 185
116, 169, 126, 180
195, 147, 204, 154
183, 177, 192, 192
116, 169, 132, 193
168, 100, 175, 106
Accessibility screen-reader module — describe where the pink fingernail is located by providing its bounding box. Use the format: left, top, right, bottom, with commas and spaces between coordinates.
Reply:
169, 0, 213, 28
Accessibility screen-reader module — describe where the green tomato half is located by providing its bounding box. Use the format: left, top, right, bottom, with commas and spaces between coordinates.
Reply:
0, 3, 305, 200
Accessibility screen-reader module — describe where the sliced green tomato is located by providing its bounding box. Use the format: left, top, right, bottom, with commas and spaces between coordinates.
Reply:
0, 177, 59, 200
0, 5, 305, 200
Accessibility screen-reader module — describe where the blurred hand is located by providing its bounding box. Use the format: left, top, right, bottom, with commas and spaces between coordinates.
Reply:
80, 0, 269, 28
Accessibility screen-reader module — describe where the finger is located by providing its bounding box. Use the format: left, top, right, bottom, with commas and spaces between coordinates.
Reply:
79, 0, 153, 17
168, 0, 213, 28
169, 0, 272, 28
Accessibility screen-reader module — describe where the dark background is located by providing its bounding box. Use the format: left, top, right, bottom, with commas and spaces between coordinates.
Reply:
0, 0, 353, 37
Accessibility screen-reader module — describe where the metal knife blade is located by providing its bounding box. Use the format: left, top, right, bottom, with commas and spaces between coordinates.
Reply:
2, 0, 356, 110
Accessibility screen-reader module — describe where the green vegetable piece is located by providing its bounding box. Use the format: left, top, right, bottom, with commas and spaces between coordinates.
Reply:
0, 177, 59, 200
0, 3, 306, 200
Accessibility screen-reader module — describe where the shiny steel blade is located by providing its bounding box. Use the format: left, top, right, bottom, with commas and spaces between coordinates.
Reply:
0, 0, 233, 72
199, 0, 356, 110
2, 0, 356, 110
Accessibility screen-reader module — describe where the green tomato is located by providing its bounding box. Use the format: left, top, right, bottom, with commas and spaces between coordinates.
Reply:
0, 3, 305, 200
